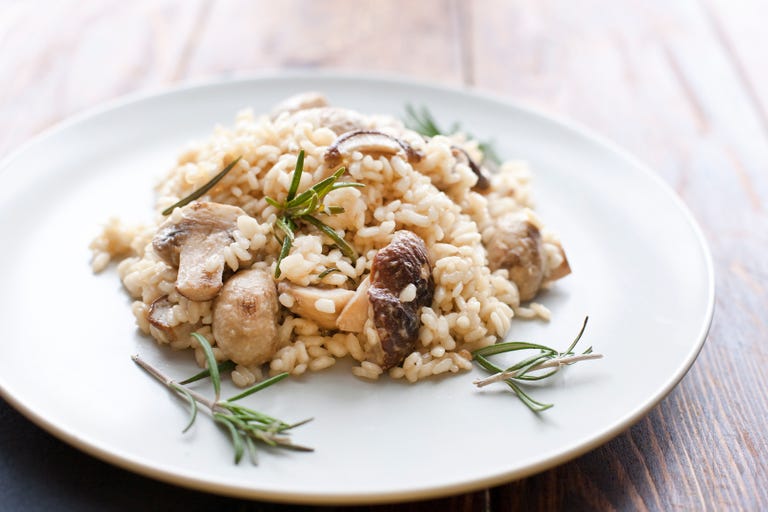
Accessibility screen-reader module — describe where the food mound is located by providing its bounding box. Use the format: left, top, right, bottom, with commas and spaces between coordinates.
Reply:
90, 92, 571, 387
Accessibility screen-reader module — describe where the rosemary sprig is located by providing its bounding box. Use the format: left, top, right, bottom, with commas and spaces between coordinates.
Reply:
132, 334, 312, 464
162, 156, 242, 215
471, 317, 602, 412
404, 104, 501, 165
266, 150, 364, 278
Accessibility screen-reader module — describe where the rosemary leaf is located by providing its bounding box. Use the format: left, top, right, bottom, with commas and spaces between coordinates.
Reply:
303, 215, 356, 260
563, 316, 589, 354
311, 167, 347, 199
504, 352, 553, 375
272, 440, 315, 452
473, 340, 558, 358
286, 167, 343, 208
191, 333, 221, 402
275, 216, 296, 241
245, 435, 259, 465
171, 382, 198, 433
287, 417, 314, 430
292, 190, 320, 217
506, 381, 554, 412
317, 267, 340, 278
322, 206, 345, 215
285, 187, 313, 210
162, 156, 242, 215
274, 234, 293, 278
328, 182, 365, 192
179, 360, 236, 385
214, 414, 245, 464
226, 372, 290, 402
223, 403, 282, 427
405, 104, 441, 137
286, 150, 305, 201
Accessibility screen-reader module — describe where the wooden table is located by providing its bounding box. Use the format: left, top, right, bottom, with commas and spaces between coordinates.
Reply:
1, 1, 765, 510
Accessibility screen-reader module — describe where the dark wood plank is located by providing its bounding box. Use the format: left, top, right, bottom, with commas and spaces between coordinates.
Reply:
468, 0, 768, 510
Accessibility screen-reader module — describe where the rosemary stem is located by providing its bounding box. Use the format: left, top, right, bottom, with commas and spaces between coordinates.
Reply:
132, 354, 219, 410
472, 353, 604, 388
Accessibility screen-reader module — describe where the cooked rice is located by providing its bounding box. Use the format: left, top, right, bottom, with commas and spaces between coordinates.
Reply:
90, 97, 564, 385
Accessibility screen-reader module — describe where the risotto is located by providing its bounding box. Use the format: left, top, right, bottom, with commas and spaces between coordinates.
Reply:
90, 92, 570, 387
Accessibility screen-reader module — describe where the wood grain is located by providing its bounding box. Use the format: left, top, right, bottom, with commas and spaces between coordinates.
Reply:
469, 0, 768, 509
1, 0, 766, 510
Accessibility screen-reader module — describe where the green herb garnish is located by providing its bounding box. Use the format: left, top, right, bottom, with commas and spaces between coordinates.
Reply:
132, 334, 312, 464
161, 156, 242, 215
404, 104, 501, 165
317, 267, 341, 279
472, 317, 602, 412
179, 360, 236, 385
266, 150, 364, 278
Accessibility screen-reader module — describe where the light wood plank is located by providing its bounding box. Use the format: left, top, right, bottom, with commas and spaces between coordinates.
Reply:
702, 0, 768, 136
180, 0, 463, 83
0, 0, 206, 156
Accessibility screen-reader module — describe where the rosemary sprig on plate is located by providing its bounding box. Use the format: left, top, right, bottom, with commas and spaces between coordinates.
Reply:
132, 333, 312, 464
265, 149, 364, 278
472, 317, 602, 412
404, 104, 501, 165
162, 156, 242, 215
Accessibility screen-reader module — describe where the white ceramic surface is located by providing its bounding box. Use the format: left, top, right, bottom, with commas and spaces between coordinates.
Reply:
0, 73, 714, 505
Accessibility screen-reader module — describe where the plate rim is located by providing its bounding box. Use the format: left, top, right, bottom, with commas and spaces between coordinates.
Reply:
0, 71, 715, 505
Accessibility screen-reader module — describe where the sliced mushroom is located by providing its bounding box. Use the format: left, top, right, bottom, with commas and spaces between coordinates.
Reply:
270, 91, 328, 118
324, 130, 423, 168
277, 282, 355, 330
451, 146, 490, 191
548, 245, 572, 281
153, 201, 246, 302
366, 231, 434, 370
336, 276, 371, 333
212, 268, 279, 366
486, 214, 570, 301
289, 107, 368, 135
147, 296, 200, 344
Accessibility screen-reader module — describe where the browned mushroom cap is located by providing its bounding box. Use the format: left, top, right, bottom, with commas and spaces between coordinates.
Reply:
147, 296, 201, 344
366, 231, 434, 370
153, 201, 246, 302
212, 268, 280, 366
277, 282, 355, 330
451, 146, 490, 191
324, 130, 423, 168
486, 215, 570, 301
289, 107, 368, 135
270, 91, 329, 117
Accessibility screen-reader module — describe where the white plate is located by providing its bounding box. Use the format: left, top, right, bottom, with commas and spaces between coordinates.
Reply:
0, 73, 714, 505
